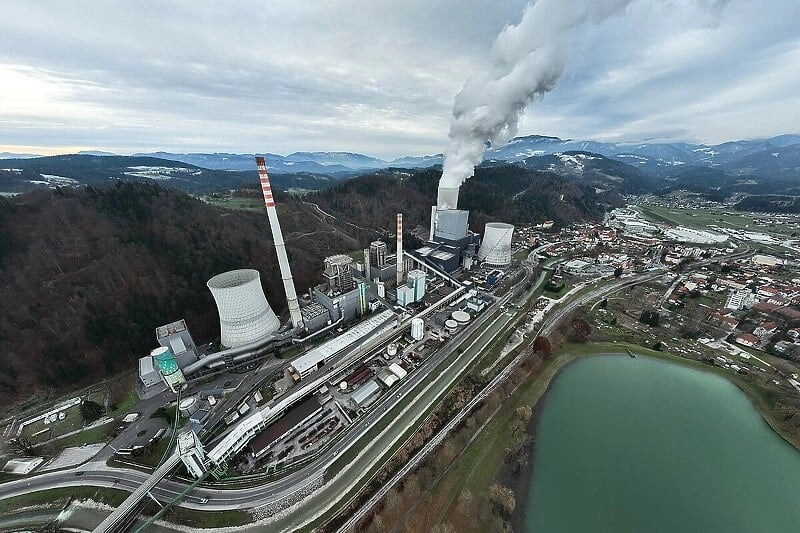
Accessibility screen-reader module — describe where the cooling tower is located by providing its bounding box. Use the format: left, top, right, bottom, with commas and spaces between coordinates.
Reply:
207, 269, 281, 348
479, 222, 514, 267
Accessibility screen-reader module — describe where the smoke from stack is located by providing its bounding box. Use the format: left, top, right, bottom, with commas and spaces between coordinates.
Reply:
438, 0, 632, 203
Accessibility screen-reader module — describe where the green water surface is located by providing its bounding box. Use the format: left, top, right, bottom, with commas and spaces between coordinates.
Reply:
526, 355, 800, 532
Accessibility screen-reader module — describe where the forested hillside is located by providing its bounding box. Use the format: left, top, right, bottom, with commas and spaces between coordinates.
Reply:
308, 165, 618, 234
0, 183, 358, 404
0, 164, 617, 405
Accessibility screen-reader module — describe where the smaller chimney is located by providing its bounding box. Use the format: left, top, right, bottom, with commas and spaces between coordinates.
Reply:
396, 213, 404, 285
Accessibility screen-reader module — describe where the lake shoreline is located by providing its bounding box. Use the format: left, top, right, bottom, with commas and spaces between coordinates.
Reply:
509, 348, 800, 532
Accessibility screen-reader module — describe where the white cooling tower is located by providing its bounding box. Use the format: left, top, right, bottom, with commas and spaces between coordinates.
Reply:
479, 222, 514, 267
207, 269, 281, 348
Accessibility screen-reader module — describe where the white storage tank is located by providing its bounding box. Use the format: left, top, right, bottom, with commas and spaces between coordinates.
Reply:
479, 222, 514, 267
207, 269, 281, 348
452, 310, 471, 324
339, 381, 348, 391
445, 319, 458, 334
179, 396, 199, 417
387, 343, 398, 357
410, 318, 424, 341
207, 395, 217, 407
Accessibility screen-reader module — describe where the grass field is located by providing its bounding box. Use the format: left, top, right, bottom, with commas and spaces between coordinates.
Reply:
0, 486, 130, 515
636, 204, 797, 238
203, 196, 263, 211
57, 422, 116, 448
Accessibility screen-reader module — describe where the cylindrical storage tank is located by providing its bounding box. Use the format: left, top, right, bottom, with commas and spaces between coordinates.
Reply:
478, 222, 514, 267
387, 343, 398, 357
444, 319, 458, 333
179, 396, 199, 417
152, 346, 186, 393
339, 381, 348, 391
207, 395, 217, 406
410, 318, 424, 341
207, 269, 281, 348
452, 310, 470, 324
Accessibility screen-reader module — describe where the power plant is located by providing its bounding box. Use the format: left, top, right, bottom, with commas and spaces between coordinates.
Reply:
92, 154, 530, 532
136, 156, 516, 396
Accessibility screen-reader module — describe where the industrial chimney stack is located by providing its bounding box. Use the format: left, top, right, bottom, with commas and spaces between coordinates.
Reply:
255, 156, 304, 329
396, 213, 404, 285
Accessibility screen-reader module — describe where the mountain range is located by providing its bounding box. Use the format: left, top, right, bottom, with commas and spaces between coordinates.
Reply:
130, 133, 800, 178
1, 134, 798, 200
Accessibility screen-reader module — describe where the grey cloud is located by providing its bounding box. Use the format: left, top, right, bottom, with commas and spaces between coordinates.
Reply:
0, 0, 797, 157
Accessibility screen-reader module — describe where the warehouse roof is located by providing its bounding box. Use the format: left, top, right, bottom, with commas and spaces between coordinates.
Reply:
291, 309, 396, 376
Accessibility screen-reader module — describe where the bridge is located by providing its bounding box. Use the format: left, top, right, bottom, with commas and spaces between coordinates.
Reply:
93, 452, 181, 533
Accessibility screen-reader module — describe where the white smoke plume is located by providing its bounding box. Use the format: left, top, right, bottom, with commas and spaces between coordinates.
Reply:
439, 0, 633, 199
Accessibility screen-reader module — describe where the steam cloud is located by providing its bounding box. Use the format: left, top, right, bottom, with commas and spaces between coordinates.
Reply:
439, 0, 633, 199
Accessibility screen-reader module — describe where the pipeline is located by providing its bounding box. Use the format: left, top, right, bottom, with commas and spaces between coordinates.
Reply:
292, 313, 346, 344
183, 327, 298, 375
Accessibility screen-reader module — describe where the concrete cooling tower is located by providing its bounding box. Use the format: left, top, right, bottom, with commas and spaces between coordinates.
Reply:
479, 222, 514, 267
207, 269, 281, 348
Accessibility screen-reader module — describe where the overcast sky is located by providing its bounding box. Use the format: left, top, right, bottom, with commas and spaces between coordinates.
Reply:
1, 0, 798, 159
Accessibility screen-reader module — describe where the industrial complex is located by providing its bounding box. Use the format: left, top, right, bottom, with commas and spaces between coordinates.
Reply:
125, 157, 517, 495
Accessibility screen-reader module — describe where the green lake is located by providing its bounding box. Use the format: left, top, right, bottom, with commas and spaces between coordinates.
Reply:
526, 355, 800, 532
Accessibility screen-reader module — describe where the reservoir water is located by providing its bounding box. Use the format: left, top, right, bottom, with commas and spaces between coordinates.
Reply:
526, 355, 800, 532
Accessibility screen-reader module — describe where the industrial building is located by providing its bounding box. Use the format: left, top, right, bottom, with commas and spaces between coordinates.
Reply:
300, 301, 330, 331
207, 269, 281, 348
323, 255, 355, 293
155, 319, 198, 368
288, 309, 397, 381
178, 430, 206, 479
396, 285, 416, 307
376, 363, 407, 388
369, 241, 387, 269
416, 186, 481, 274
250, 397, 322, 458
348, 380, 381, 410
407, 270, 426, 301
138, 356, 162, 388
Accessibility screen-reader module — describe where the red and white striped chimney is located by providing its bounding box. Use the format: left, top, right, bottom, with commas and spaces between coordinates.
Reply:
255, 156, 304, 329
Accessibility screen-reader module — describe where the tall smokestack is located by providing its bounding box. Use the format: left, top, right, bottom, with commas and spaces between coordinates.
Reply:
363, 248, 371, 282
437, 186, 460, 210
396, 213, 404, 285
255, 156, 304, 329
429, 205, 437, 242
